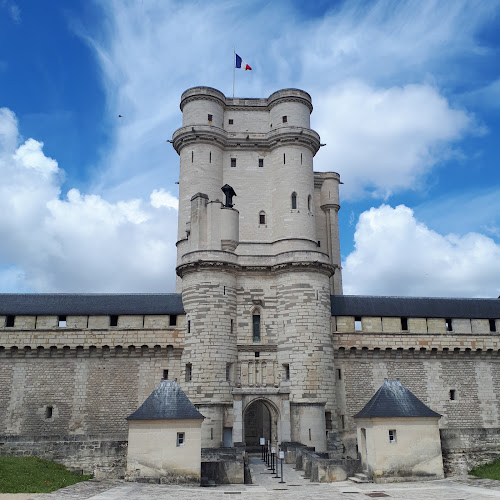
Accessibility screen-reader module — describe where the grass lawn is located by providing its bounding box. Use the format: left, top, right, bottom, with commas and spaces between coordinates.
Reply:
0, 456, 93, 493
470, 457, 500, 480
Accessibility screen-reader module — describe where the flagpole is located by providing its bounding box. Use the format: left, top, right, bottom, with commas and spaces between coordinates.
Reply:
232, 49, 235, 98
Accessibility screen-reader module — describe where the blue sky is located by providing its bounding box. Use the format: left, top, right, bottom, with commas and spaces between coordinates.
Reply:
0, 0, 499, 297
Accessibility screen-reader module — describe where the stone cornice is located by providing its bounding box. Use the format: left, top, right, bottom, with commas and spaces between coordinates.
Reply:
0, 344, 183, 356
172, 125, 320, 155
334, 332, 500, 353
177, 259, 335, 278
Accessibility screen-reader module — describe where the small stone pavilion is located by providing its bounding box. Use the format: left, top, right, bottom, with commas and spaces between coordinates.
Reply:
126, 379, 205, 482
354, 379, 444, 483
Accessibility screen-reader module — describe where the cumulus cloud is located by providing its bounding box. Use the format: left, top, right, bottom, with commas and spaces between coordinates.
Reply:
342, 205, 500, 297
73, 0, 495, 204
0, 107, 178, 292
313, 81, 476, 199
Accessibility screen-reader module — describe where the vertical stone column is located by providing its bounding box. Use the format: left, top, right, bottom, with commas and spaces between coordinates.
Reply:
180, 267, 238, 446
276, 267, 335, 452
320, 172, 343, 295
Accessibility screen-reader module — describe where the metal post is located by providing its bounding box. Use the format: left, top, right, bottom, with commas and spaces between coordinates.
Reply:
260, 437, 265, 461
271, 448, 276, 474
279, 450, 285, 483
274, 453, 280, 479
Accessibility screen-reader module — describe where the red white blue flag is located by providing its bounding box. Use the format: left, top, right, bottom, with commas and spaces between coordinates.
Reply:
235, 53, 252, 70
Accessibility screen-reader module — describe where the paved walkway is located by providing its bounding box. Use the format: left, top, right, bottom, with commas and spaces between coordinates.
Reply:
10, 457, 500, 500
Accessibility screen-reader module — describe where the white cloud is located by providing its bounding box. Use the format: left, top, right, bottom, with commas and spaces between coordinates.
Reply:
0, 107, 178, 292
313, 81, 475, 199
343, 205, 500, 297
150, 189, 178, 210
74, 0, 494, 204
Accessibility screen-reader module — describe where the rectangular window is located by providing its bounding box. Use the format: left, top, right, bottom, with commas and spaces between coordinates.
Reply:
340, 415, 345, 429
445, 318, 452, 331
336, 368, 342, 380
284, 363, 290, 380
169, 314, 177, 326
258, 158, 264, 168
177, 432, 185, 447
58, 315, 67, 328
188, 320, 191, 333
231, 158, 236, 168
252, 314, 261, 342
259, 213, 266, 225
226, 363, 231, 381
354, 317, 362, 331
208, 114, 212, 122
283, 153, 286, 164
389, 429, 397, 443
255, 351, 260, 358
449, 389, 456, 400
110, 315, 118, 327
230, 319, 233, 334
209, 151, 211, 163
228, 119, 233, 125
163, 369, 168, 380
45, 406, 53, 419
282, 115, 287, 123
191, 151, 194, 163
211, 428, 214, 440
401, 317, 408, 331
6, 315, 15, 327
325, 411, 332, 430
317, 240, 321, 247
185, 363, 192, 382
489, 319, 497, 332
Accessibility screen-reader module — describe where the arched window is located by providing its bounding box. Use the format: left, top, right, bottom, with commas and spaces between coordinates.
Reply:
259, 211, 266, 225
291, 192, 297, 210
308, 195, 312, 212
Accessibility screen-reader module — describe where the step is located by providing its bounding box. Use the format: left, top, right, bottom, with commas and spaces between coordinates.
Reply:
348, 472, 371, 483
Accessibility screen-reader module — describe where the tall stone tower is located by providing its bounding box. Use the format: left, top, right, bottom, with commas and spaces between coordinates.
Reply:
172, 87, 342, 452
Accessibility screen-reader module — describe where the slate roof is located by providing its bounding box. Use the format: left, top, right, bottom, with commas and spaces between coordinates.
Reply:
353, 379, 441, 419
1, 293, 498, 319
0, 293, 184, 315
127, 380, 204, 421
331, 295, 500, 319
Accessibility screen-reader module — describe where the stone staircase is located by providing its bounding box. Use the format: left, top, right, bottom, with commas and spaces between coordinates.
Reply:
348, 471, 371, 483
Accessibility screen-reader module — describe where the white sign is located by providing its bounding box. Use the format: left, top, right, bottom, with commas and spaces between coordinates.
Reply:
260, 438, 265, 445
279, 451, 285, 459
271, 448, 276, 454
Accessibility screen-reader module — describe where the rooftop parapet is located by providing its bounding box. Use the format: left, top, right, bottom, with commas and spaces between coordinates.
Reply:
179, 86, 313, 112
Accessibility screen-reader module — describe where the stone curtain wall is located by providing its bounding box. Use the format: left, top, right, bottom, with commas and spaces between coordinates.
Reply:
0, 344, 182, 476
335, 348, 500, 471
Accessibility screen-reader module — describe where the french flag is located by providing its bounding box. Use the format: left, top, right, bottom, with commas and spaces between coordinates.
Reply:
235, 53, 252, 71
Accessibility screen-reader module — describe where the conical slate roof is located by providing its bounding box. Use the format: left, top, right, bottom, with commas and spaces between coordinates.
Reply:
353, 379, 441, 419
127, 380, 204, 421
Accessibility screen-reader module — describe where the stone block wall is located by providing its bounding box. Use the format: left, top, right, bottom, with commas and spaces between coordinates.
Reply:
440, 428, 500, 475
0, 435, 127, 477
334, 315, 500, 473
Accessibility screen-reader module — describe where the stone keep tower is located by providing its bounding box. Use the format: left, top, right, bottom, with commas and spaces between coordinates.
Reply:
172, 87, 342, 452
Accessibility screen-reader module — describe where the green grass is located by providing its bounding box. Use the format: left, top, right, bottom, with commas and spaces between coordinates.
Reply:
470, 457, 500, 480
0, 456, 93, 493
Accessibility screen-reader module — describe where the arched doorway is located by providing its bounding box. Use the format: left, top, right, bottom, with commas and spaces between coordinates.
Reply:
243, 399, 278, 451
